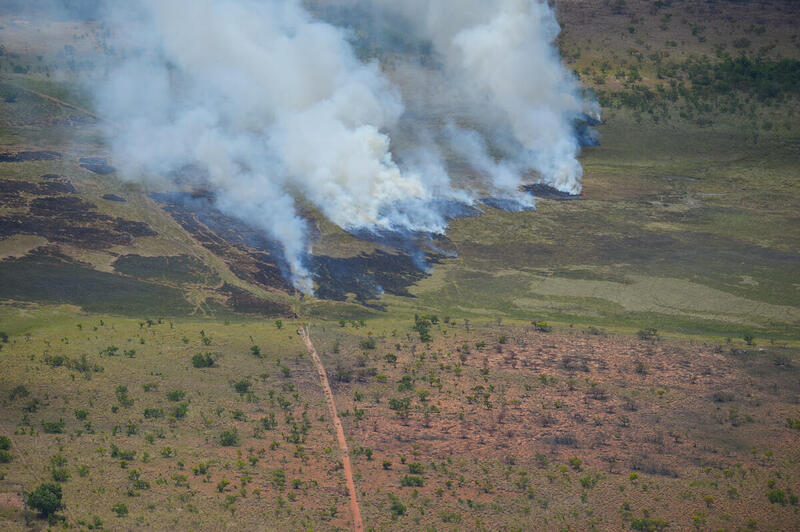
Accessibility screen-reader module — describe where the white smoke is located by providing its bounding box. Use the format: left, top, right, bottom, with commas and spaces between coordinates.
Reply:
363, 0, 595, 195
87, 0, 594, 292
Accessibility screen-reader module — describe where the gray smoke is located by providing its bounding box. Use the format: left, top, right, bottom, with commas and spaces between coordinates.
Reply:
82, 0, 595, 292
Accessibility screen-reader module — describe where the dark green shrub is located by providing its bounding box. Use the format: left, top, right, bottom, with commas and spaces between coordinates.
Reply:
27, 482, 63, 517
0, 436, 10, 450
166, 390, 186, 402
388, 493, 406, 518
233, 380, 251, 394
219, 429, 239, 447
51, 468, 70, 482
172, 402, 189, 419
112, 502, 128, 516
41, 420, 65, 434
192, 352, 215, 368
360, 338, 376, 350
400, 475, 424, 487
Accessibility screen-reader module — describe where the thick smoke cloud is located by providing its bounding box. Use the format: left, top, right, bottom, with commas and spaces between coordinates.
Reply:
83, 0, 594, 293
361, 0, 596, 195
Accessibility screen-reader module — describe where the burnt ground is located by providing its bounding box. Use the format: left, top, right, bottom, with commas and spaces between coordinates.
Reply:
150, 191, 293, 293
217, 282, 295, 317
522, 183, 583, 200
0, 248, 192, 315
0, 176, 156, 249
112, 254, 220, 285
0, 150, 62, 162
151, 191, 436, 305
78, 156, 116, 175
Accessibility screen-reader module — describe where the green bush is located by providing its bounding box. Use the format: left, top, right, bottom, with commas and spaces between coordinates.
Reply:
192, 352, 215, 368
360, 338, 376, 350
112, 502, 128, 516
166, 390, 186, 402
27, 483, 64, 517
172, 402, 189, 419
388, 493, 406, 518
51, 468, 70, 482
400, 475, 424, 487
0, 450, 12, 463
41, 420, 65, 434
0, 436, 10, 450
233, 380, 251, 394
219, 429, 239, 447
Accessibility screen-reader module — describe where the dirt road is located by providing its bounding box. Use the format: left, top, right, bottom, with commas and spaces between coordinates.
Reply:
300, 326, 363, 532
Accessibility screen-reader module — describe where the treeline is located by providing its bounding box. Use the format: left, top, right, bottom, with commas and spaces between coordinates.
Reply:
596, 55, 800, 125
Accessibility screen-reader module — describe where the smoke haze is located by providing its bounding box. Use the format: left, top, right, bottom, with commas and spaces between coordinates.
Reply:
48, 0, 597, 292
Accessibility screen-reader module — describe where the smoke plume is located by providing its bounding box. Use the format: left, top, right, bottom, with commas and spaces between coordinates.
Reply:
81, 0, 595, 292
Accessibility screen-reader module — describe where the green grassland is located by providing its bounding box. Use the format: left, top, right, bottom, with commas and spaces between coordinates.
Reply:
0, 314, 361, 531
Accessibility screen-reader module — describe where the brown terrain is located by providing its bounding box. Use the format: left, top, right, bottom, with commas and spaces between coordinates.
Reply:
310, 321, 800, 530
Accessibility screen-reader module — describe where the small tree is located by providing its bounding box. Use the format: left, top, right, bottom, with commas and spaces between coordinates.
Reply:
192, 352, 215, 368
220, 429, 239, 447
27, 482, 64, 518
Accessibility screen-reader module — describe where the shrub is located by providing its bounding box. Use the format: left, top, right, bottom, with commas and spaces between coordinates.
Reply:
637, 328, 659, 341
631, 516, 669, 531
110, 445, 136, 461
220, 429, 239, 447
408, 462, 424, 474
9, 385, 29, 400
192, 352, 215, 368
74, 409, 89, 420
400, 475, 424, 487
233, 380, 251, 394
568, 457, 583, 471
333, 365, 351, 383
41, 420, 65, 434
0, 450, 12, 463
166, 390, 186, 402
143, 408, 164, 419
27, 482, 64, 517
112, 502, 128, 516
100, 346, 119, 357
51, 468, 70, 482
388, 493, 406, 517
172, 402, 189, 419
0, 436, 10, 450
250, 345, 261, 357
360, 338, 376, 350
